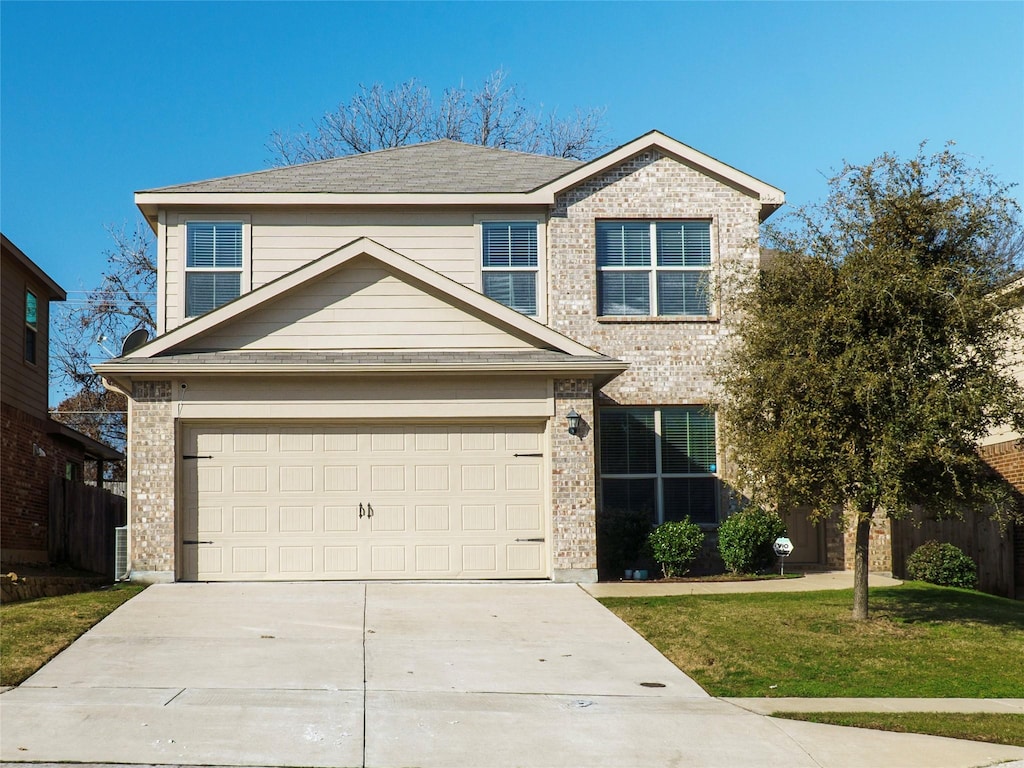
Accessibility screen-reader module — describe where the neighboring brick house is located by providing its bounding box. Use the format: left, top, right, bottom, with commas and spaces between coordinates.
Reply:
96, 131, 789, 584
865, 276, 1024, 596
1, 234, 124, 565
978, 276, 1024, 595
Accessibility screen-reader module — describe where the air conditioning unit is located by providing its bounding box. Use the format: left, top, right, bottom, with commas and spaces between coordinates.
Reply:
114, 525, 129, 581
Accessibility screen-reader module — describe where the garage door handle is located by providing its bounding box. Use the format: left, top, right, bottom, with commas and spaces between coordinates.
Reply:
183, 539, 214, 545
359, 503, 365, 519
367, 503, 374, 518
182, 455, 213, 460
515, 538, 545, 542
514, 453, 543, 458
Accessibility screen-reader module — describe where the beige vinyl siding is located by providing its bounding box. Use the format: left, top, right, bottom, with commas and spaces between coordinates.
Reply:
164, 217, 181, 332
171, 376, 552, 421
0, 260, 50, 416
179, 257, 536, 352
162, 207, 548, 332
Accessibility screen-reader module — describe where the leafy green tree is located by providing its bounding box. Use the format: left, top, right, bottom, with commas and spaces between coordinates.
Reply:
717, 143, 1024, 619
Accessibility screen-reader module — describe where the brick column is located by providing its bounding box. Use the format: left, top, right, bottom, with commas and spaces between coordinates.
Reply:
129, 381, 176, 582
551, 378, 597, 582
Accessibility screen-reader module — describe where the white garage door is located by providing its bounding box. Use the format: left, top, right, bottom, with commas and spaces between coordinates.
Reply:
180, 422, 548, 581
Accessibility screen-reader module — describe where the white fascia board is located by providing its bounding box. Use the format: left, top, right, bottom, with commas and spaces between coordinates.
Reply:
535, 130, 786, 209
93, 359, 628, 378
123, 236, 603, 360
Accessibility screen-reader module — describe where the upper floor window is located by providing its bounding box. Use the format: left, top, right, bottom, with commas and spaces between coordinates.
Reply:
599, 406, 718, 525
185, 222, 243, 317
24, 289, 37, 364
481, 221, 538, 315
596, 220, 711, 317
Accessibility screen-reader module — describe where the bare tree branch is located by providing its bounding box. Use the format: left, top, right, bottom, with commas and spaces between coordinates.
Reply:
267, 69, 608, 165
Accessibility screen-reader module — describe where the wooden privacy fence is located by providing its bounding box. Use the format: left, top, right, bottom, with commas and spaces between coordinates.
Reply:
891, 510, 1016, 598
48, 477, 127, 579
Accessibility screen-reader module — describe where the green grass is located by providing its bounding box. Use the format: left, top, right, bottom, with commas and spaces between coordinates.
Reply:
600, 583, 1024, 697
1, 584, 145, 685
773, 712, 1024, 747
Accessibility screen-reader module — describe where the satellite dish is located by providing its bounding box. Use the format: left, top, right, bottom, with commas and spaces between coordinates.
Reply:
120, 328, 151, 356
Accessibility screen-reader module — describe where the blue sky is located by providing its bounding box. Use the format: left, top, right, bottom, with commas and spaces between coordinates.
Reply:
3, 1, 1023, 317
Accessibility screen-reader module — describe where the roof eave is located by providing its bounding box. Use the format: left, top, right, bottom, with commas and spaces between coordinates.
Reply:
94, 359, 628, 378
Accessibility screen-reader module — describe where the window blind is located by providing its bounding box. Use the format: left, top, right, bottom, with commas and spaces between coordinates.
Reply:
600, 409, 656, 474
187, 222, 243, 268
661, 408, 716, 473
482, 272, 537, 315
482, 222, 537, 267
186, 272, 241, 316
596, 221, 651, 267
657, 272, 709, 315
656, 222, 711, 267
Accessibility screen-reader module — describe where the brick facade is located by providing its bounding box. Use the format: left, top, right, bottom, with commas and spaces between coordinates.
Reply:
128, 381, 176, 581
551, 378, 597, 581
1, 401, 85, 563
547, 150, 760, 406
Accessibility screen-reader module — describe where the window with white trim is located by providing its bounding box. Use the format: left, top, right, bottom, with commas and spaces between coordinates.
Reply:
596, 220, 711, 316
185, 222, 243, 317
599, 406, 718, 525
481, 221, 538, 315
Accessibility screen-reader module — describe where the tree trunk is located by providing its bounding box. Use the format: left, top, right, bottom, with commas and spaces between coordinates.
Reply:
852, 511, 872, 620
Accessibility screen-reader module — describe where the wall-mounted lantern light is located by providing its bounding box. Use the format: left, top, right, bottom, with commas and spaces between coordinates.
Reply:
566, 408, 582, 438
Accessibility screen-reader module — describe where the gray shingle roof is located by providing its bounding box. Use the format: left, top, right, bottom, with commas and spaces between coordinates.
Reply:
141, 141, 584, 195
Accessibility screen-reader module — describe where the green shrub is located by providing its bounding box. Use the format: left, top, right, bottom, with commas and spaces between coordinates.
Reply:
906, 541, 978, 589
648, 519, 705, 578
718, 506, 788, 574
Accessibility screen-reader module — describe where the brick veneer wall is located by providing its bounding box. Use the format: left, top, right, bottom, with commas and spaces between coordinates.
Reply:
980, 439, 1024, 497
545, 150, 762, 569
551, 378, 597, 581
128, 381, 176, 581
546, 150, 761, 406
979, 438, 1024, 594
1, 402, 83, 563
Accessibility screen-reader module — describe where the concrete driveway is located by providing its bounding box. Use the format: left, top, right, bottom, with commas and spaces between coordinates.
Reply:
2, 582, 1021, 768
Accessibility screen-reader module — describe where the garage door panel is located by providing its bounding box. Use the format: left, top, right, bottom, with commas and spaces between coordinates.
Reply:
279, 506, 314, 532
462, 505, 496, 530
415, 505, 450, 531
181, 423, 548, 581
325, 505, 360, 531
371, 465, 406, 491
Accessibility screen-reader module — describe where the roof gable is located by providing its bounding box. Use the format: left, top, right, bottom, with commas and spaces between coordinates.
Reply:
124, 238, 602, 360
535, 131, 785, 220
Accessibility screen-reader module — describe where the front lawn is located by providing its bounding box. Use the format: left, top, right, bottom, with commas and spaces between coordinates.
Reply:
1, 584, 145, 686
600, 583, 1024, 698
774, 712, 1024, 747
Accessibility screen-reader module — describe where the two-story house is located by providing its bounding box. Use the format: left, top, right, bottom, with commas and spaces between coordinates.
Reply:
95, 131, 785, 584
2, 234, 124, 565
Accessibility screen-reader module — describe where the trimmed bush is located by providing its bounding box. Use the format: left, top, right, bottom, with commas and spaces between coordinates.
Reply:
718, 506, 788, 574
649, 519, 705, 578
906, 541, 978, 589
